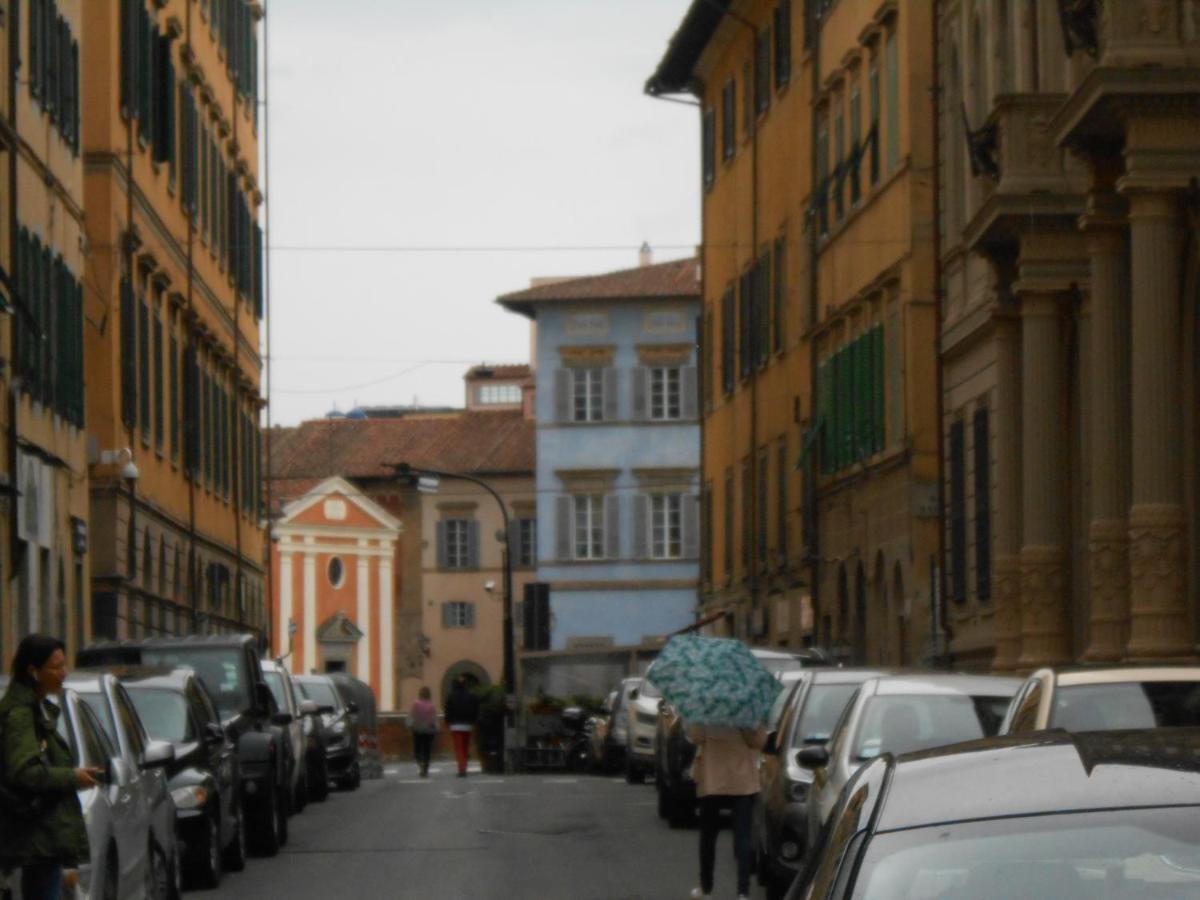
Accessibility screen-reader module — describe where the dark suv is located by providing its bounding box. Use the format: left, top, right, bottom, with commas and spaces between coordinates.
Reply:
78, 635, 295, 856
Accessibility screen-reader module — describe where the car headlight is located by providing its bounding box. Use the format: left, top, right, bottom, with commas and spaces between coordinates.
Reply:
331, 720, 348, 735
170, 785, 208, 810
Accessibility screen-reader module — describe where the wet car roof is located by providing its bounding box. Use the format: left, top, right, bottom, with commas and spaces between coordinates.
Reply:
811, 668, 894, 685
871, 674, 1021, 696
1052, 666, 1200, 686
877, 728, 1200, 832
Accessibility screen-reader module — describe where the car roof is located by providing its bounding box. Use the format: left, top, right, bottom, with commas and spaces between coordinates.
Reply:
294, 674, 332, 684
877, 728, 1200, 832
63, 671, 115, 693
116, 667, 196, 691
870, 673, 1022, 697
811, 667, 895, 685
1051, 666, 1200, 687
260, 659, 286, 672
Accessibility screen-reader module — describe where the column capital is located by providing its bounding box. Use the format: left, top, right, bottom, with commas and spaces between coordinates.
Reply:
1014, 290, 1066, 317
1078, 190, 1128, 238
1119, 184, 1186, 221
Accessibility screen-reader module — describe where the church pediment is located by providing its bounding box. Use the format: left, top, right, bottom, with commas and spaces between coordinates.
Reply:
316, 611, 364, 644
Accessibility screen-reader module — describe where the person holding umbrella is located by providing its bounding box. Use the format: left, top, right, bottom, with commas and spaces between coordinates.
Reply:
644, 635, 781, 900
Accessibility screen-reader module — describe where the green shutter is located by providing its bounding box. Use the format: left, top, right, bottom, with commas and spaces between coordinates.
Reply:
874, 326, 885, 453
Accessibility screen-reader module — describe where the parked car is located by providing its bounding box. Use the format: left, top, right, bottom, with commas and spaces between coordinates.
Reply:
295, 674, 360, 790
755, 668, 891, 899
1001, 666, 1200, 734
291, 680, 330, 802
589, 691, 617, 770
652, 647, 818, 828
261, 659, 309, 810
327, 672, 380, 780
603, 677, 641, 773
800, 673, 1020, 853
79, 636, 293, 856
66, 671, 181, 899
785, 728, 1200, 899
121, 667, 246, 888
624, 677, 661, 784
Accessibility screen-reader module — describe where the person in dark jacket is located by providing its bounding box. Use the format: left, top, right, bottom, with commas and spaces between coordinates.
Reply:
0, 634, 99, 900
443, 676, 480, 777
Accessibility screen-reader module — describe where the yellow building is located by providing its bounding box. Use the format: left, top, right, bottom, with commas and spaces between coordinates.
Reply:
0, 0, 91, 665
81, 0, 266, 641
648, 0, 940, 663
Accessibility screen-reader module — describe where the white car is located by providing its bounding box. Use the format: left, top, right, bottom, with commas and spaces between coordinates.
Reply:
624, 678, 662, 784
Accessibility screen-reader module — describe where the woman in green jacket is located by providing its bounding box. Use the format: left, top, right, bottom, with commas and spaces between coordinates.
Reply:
0, 634, 100, 900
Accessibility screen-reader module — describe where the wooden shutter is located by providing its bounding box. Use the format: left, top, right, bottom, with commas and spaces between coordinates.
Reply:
603, 367, 619, 421
435, 521, 448, 569
774, 1, 791, 88
120, 278, 137, 428
138, 298, 150, 436
702, 108, 715, 188
873, 325, 886, 452
555, 496, 572, 561
604, 494, 620, 559
554, 368, 570, 422
631, 367, 647, 421
169, 335, 179, 459
973, 408, 992, 602
153, 316, 164, 449
949, 420, 967, 603
680, 366, 698, 419
441, 602, 452, 629
631, 494, 648, 560
467, 520, 480, 569
683, 494, 700, 560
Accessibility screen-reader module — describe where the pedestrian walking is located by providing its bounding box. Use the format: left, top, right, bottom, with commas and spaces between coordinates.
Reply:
685, 724, 767, 900
409, 686, 438, 777
443, 676, 479, 777
0, 635, 99, 900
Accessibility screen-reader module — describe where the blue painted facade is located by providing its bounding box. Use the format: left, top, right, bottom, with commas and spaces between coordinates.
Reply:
509, 278, 702, 651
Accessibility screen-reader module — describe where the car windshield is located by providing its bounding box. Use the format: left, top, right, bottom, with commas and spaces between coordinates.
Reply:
142, 648, 250, 719
756, 655, 803, 677
263, 671, 289, 711
849, 806, 1200, 899
790, 683, 860, 748
638, 679, 661, 701
127, 688, 192, 743
1052, 681, 1200, 731
300, 679, 340, 709
853, 695, 1006, 761
77, 691, 117, 745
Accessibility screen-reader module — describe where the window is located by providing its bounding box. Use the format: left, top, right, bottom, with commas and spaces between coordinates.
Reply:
773, 2, 792, 88
169, 333, 179, 460
869, 56, 881, 185
741, 463, 752, 569
757, 455, 769, 563
153, 314, 164, 451
572, 367, 604, 422
755, 28, 771, 115
327, 557, 344, 588
777, 441, 788, 562
516, 518, 536, 568
973, 407, 992, 601
702, 107, 715, 188
849, 78, 862, 205
477, 383, 521, 405
723, 469, 734, 575
138, 297, 151, 440
650, 494, 683, 560
721, 78, 736, 161
816, 111, 830, 236
702, 485, 713, 582
442, 601, 475, 629
439, 519, 473, 570
738, 270, 753, 378
772, 238, 786, 354
30, 0, 81, 153
573, 495, 606, 560
721, 286, 736, 394
649, 367, 681, 420
834, 96, 845, 220
884, 30, 899, 174
818, 325, 886, 474
949, 419, 967, 603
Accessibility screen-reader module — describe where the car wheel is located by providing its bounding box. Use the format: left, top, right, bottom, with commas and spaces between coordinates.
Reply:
624, 754, 645, 785
222, 802, 247, 872
311, 757, 330, 802
146, 841, 172, 900
277, 780, 290, 844
191, 811, 223, 889
295, 766, 309, 813
250, 786, 282, 857
765, 875, 789, 900
348, 760, 362, 790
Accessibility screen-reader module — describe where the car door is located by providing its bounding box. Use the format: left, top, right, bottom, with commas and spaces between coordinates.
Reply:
190, 679, 238, 838
108, 683, 156, 891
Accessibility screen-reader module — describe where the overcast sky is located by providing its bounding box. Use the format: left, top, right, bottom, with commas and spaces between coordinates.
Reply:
265, 0, 700, 426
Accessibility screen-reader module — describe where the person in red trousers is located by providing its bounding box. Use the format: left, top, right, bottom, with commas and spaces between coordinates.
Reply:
443, 676, 480, 777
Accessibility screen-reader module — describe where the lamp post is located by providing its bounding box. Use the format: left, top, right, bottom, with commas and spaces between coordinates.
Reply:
391, 462, 516, 764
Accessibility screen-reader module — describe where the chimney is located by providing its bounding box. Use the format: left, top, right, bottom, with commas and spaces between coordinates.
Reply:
639, 241, 652, 268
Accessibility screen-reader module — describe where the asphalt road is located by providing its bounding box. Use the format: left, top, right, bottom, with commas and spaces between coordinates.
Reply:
214, 761, 769, 899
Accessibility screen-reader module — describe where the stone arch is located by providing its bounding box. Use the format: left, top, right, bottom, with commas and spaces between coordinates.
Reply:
440, 660, 491, 705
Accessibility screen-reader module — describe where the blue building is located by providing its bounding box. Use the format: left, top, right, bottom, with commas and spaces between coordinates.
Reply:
499, 255, 701, 681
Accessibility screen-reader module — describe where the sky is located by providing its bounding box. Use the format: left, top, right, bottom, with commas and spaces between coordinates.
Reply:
265, 0, 701, 426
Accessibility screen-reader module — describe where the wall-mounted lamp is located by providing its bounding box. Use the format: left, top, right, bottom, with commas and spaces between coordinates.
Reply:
100, 447, 139, 483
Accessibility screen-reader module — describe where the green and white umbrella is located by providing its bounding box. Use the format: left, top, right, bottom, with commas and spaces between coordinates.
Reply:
646, 635, 782, 729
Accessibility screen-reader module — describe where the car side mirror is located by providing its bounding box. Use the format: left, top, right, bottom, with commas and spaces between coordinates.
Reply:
347, 702, 358, 715
271, 712, 294, 727
763, 730, 779, 756
796, 745, 830, 770
141, 740, 175, 769
204, 722, 225, 745
298, 699, 319, 717
317, 705, 335, 716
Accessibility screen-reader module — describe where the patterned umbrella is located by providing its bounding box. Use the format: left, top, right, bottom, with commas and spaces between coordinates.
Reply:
646, 635, 782, 728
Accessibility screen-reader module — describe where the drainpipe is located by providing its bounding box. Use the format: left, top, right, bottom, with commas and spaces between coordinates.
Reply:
185, 0, 199, 632
806, 7, 823, 649
231, 59, 243, 633
7, 0, 20, 596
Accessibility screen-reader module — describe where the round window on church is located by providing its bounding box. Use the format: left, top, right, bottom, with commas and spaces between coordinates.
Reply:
328, 557, 345, 588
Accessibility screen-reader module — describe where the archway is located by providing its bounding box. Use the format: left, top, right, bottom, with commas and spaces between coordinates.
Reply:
440, 659, 491, 706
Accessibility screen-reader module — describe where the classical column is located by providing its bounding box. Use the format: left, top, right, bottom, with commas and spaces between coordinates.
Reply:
1124, 189, 1190, 660
378, 549, 395, 711
1081, 198, 1132, 661
355, 541, 371, 684
991, 313, 1023, 671
1017, 292, 1072, 670
303, 539, 317, 674
278, 550, 294, 673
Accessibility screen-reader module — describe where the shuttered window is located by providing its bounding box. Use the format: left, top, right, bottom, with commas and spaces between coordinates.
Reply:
120, 277, 137, 428
741, 464, 752, 569
738, 270, 752, 379
757, 454, 769, 563
772, 237, 786, 354
28, 0, 79, 151
884, 30, 899, 175
153, 315, 164, 451
949, 419, 967, 604
774, 2, 792, 89
442, 602, 475, 629
183, 347, 200, 478
138, 298, 151, 440
573, 495, 605, 560
973, 407, 992, 602
169, 333, 179, 461
723, 469, 734, 575
869, 57, 881, 185
721, 78, 736, 161
777, 441, 788, 563
755, 28, 771, 115
818, 325, 886, 474
702, 107, 715, 188
720, 286, 735, 394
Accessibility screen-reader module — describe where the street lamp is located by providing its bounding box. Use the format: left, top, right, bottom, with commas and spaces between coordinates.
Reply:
391, 462, 516, 758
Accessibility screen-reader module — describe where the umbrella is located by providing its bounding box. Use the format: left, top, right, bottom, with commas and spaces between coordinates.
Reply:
646, 635, 782, 729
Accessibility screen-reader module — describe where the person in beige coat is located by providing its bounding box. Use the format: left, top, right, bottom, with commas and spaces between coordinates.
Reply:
685, 724, 767, 899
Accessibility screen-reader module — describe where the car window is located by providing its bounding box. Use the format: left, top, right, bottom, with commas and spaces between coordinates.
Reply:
263, 671, 291, 713
143, 648, 251, 718
76, 700, 116, 767
848, 806, 1200, 899
127, 688, 194, 743
299, 679, 341, 710
185, 682, 214, 730
1051, 682, 1200, 731
193, 681, 221, 727
638, 679, 661, 701
1010, 682, 1044, 733
772, 680, 805, 737
790, 683, 861, 749
113, 686, 147, 758
852, 694, 991, 760
78, 691, 117, 747
46, 696, 77, 762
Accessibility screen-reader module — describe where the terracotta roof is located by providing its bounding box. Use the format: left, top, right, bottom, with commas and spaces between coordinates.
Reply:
645, 1, 729, 97
465, 363, 532, 380
496, 256, 699, 317
268, 411, 534, 501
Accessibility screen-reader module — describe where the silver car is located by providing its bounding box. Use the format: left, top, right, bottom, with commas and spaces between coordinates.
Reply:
800, 673, 1021, 853
261, 660, 307, 811
67, 672, 181, 900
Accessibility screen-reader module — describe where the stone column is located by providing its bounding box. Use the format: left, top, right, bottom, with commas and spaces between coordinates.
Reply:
355, 541, 371, 684
278, 550, 294, 673
1081, 196, 1132, 661
1124, 189, 1191, 660
378, 550, 395, 711
1017, 292, 1072, 670
991, 313, 1023, 671
303, 538, 317, 674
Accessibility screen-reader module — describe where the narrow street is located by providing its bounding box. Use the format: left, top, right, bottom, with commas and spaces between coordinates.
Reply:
217, 765, 763, 900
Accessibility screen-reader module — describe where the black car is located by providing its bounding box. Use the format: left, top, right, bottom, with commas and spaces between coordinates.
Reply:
295, 674, 360, 789
755, 668, 890, 899
290, 679, 330, 802
122, 667, 246, 888
786, 727, 1200, 899
79, 635, 294, 856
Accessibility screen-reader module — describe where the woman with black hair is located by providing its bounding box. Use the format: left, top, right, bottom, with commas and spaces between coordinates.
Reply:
0, 634, 99, 900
